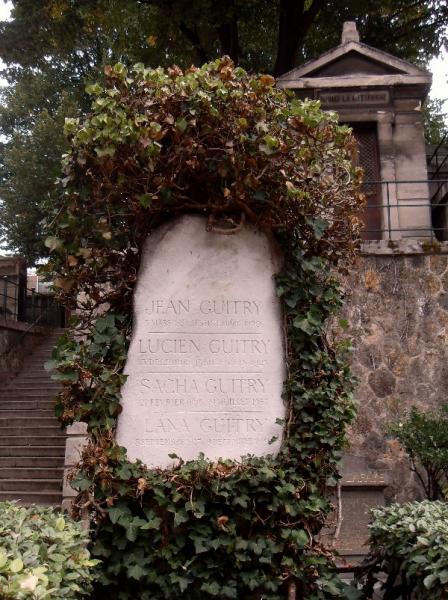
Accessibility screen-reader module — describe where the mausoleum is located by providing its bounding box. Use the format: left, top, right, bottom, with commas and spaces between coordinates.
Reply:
279, 21, 436, 243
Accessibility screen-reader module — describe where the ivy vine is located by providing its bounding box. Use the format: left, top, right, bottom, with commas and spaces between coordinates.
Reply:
45, 57, 363, 599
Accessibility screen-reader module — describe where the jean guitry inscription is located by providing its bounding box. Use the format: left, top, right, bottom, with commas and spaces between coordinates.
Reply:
145, 299, 260, 315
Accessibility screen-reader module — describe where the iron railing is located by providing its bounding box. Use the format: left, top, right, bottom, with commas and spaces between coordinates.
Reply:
1, 276, 64, 327
360, 179, 448, 241
427, 132, 448, 181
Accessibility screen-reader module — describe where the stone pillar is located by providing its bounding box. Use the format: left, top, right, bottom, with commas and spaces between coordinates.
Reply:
377, 112, 401, 240
393, 102, 431, 237
61, 422, 88, 512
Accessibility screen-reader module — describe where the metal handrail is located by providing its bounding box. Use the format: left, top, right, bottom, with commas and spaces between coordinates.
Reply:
1, 275, 63, 327
0, 312, 46, 361
353, 179, 448, 241
427, 131, 448, 166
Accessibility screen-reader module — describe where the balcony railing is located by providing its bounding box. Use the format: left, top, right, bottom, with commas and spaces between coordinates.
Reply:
360, 179, 448, 241
1, 276, 64, 328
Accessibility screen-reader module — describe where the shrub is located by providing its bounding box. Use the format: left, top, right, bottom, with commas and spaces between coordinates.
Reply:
0, 501, 99, 599
357, 501, 448, 599
390, 406, 448, 500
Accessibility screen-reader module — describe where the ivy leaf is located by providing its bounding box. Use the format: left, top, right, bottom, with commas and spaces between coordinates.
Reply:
192, 536, 209, 554
44, 236, 63, 252
141, 516, 162, 530
292, 529, 309, 548
308, 217, 329, 240
293, 317, 314, 335
201, 581, 221, 596
128, 564, 146, 581
10, 558, 24, 573
253, 190, 267, 202
176, 117, 188, 133
423, 574, 438, 589
51, 370, 78, 383
95, 146, 116, 158
342, 585, 363, 600
173, 511, 189, 527
0, 550, 7, 569
339, 318, 349, 330
137, 194, 152, 208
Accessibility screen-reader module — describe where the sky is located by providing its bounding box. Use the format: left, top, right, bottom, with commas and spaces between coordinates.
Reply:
0, 1, 446, 104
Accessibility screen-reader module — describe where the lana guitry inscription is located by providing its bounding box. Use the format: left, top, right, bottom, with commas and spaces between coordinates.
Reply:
116, 216, 285, 468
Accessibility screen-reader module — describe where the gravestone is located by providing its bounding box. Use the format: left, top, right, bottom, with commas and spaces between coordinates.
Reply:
116, 215, 285, 468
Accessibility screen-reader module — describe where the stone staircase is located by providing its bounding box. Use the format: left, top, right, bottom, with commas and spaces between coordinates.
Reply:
0, 330, 65, 505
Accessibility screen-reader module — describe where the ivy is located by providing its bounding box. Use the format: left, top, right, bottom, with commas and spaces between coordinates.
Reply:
45, 57, 363, 599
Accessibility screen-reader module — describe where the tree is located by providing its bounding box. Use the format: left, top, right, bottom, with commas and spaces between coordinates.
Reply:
423, 98, 448, 146
1, 0, 447, 263
0, 94, 76, 263
390, 406, 448, 501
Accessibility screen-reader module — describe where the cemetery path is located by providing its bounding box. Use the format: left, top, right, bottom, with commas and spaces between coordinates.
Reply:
0, 330, 65, 506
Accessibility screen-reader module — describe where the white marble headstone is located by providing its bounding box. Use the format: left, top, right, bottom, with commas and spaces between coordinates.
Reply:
116, 215, 285, 468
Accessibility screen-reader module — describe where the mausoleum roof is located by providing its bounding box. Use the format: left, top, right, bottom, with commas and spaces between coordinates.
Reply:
277, 21, 432, 93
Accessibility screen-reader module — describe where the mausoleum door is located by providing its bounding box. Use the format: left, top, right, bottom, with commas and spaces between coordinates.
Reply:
351, 124, 382, 240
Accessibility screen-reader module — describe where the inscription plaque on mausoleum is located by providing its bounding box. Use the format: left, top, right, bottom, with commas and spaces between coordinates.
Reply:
116, 216, 285, 468
318, 90, 390, 106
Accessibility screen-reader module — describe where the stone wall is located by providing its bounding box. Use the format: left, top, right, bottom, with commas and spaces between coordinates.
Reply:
0, 321, 48, 381
339, 252, 448, 503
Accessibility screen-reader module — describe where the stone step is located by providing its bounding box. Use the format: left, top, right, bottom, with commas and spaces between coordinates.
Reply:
0, 467, 64, 479
20, 361, 55, 367
0, 445, 65, 457
0, 491, 62, 504
0, 417, 61, 428
4, 382, 61, 394
21, 357, 54, 364
0, 332, 66, 507
0, 479, 62, 492
0, 436, 66, 447
2, 393, 58, 400
0, 409, 55, 418
0, 427, 64, 437
0, 456, 64, 467
4, 393, 59, 399
0, 400, 55, 410
9, 377, 59, 384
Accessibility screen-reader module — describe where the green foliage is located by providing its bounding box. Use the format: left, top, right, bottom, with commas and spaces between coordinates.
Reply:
0, 93, 77, 263
390, 406, 448, 500
2, 1, 447, 75
423, 98, 448, 145
357, 501, 448, 599
45, 58, 362, 598
1, 1, 447, 262
0, 501, 99, 599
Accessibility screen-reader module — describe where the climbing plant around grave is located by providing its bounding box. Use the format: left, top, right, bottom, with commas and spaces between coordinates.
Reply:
44, 57, 364, 599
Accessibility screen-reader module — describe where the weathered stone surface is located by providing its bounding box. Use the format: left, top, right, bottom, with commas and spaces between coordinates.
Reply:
334, 254, 448, 503
116, 216, 285, 468
368, 368, 396, 397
